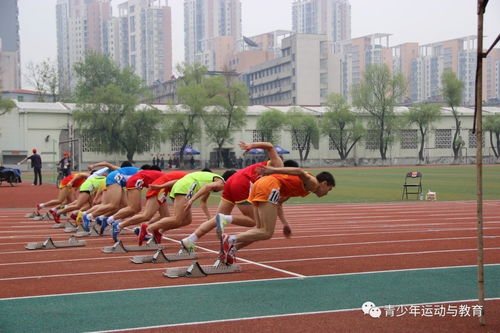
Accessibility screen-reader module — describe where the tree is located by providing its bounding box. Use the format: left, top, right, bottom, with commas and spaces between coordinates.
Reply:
255, 109, 286, 143
203, 74, 248, 167
484, 114, 500, 158
441, 68, 465, 161
352, 64, 406, 160
320, 93, 364, 160
166, 62, 222, 165
0, 96, 16, 116
285, 107, 319, 163
72, 52, 160, 162
24, 59, 59, 102
406, 103, 441, 162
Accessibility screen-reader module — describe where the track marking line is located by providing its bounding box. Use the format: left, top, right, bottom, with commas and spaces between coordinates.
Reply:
88, 297, 500, 332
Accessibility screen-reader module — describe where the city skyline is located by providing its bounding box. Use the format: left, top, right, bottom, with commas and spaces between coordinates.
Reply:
17, 0, 500, 89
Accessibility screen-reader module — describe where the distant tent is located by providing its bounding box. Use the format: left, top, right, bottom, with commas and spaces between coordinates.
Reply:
274, 145, 290, 154
173, 146, 200, 155
246, 148, 265, 154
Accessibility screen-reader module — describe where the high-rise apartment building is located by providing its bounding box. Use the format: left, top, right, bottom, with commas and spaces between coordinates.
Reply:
392, 43, 419, 103
411, 36, 477, 104
336, 33, 392, 101
184, 0, 242, 70
244, 34, 342, 106
118, 0, 172, 85
57, 0, 172, 91
56, 0, 112, 94
292, 0, 351, 43
0, 0, 21, 90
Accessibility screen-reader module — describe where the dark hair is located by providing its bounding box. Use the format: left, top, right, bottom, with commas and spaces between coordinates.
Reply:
283, 160, 299, 167
120, 161, 133, 167
140, 164, 151, 170
222, 169, 237, 181
150, 165, 161, 171
316, 171, 335, 187
201, 168, 212, 172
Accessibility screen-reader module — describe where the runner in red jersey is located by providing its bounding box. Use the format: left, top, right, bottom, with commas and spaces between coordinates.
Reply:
110, 170, 189, 242
34, 173, 87, 215
99, 167, 163, 238
179, 142, 298, 254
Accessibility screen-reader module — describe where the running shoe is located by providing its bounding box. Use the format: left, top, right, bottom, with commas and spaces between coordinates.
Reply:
226, 246, 237, 265
220, 233, 232, 263
69, 212, 77, 221
75, 211, 83, 226
153, 229, 163, 244
49, 209, 61, 224
99, 217, 109, 235
111, 221, 121, 242
95, 216, 103, 226
138, 223, 148, 246
133, 227, 151, 241
35, 204, 42, 215
82, 213, 91, 232
215, 213, 228, 241
180, 238, 196, 253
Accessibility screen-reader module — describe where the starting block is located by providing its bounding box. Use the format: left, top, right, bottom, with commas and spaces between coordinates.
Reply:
75, 225, 111, 237
130, 248, 198, 264
25, 236, 86, 250
65, 223, 84, 233
25, 212, 40, 218
164, 260, 241, 278
33, 213, 52, 221
102, 238, 164, 254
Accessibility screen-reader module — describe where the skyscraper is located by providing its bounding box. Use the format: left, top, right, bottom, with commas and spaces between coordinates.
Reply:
56, 0, 112, 94
0, 0, 21, 89
292, 0, 351, 43
118, 0, 172, 85
184, 0, 242, 70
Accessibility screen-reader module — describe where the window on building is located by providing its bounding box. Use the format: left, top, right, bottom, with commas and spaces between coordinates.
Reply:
434, 129, 452, 148
170, 135, 184, 152
365, 130, 379, 150
81, 131, 103, 152
400, 130, 418, 149
468, 129, 484, 148
253, 130, 264, 142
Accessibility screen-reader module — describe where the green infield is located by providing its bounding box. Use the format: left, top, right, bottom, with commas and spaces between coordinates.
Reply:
21, 164, 500, 204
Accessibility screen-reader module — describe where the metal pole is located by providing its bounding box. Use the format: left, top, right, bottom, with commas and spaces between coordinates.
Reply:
475, 0, 485, 326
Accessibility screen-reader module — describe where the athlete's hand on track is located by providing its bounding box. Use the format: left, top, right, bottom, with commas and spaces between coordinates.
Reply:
283, 225, 292, 238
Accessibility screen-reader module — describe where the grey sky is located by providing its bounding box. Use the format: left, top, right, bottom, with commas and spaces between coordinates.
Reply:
18, 0, 500, 88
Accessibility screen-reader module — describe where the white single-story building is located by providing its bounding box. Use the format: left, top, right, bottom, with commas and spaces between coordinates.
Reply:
1, 100, 499, 172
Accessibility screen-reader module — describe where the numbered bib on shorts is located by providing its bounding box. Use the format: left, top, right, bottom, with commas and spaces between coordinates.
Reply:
114, 173, 124, 183
186, 182, 198, 200
157, 189, 167, 204
135, 179, 144, 190
88, 184, 95, 193
268, 189, 280, 204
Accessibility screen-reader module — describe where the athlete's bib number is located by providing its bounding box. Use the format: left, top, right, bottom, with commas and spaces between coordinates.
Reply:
186, 182, 197, 200
135, 179, 144, 190
268, 189, 280, 204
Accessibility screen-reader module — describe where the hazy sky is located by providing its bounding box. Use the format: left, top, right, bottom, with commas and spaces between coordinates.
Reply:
18, 0, 500, 88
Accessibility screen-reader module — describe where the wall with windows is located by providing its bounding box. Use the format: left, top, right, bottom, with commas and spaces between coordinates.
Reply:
1, 101, 499, 171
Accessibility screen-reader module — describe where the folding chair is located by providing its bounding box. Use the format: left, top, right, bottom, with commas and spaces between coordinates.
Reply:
401, 171, 422, 200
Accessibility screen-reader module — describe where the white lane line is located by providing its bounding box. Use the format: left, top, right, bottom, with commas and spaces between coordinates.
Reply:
259, 247, 500, 265
2, 264, 499, 301
89, 297, 500, 332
